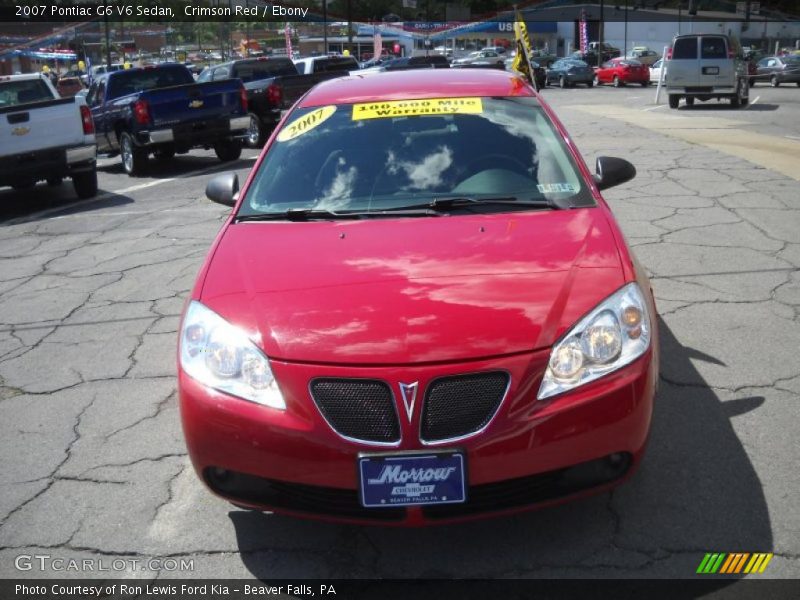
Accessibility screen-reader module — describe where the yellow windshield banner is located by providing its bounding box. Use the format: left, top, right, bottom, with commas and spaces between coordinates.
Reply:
352, 97, 483, 120
276, 105, 337, 142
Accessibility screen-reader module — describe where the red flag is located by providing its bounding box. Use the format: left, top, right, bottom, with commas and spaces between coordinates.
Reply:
373, 28, 382, 61
579, 10, 588, 54
285, 23, 293, 58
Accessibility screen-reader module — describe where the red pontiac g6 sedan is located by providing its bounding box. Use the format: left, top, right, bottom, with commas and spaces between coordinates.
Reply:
594, 58, 651, 87
178, 69, 658, 525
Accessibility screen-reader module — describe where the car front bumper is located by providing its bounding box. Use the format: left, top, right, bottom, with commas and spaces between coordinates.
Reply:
180, 344, 657, 526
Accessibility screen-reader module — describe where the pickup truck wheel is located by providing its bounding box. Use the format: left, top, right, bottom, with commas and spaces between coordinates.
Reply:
245, 113, 264, 148
668, 95, 680, 109
214, 141, 242, 162
72, 170, 98, 199
120, 132, 148, 176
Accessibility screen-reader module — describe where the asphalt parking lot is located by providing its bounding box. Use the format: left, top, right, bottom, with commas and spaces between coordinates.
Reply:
0, 82, 798, 581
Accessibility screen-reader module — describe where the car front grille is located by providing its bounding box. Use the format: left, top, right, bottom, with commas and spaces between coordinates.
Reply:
310, 378, 400, 444
420, 371, 510, 442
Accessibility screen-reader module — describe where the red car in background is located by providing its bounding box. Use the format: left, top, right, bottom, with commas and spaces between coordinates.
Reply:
594, 58, 650, 87
179, 69, 658, 525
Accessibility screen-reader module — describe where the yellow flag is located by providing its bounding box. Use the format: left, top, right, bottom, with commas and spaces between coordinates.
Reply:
511, 10, 536, 89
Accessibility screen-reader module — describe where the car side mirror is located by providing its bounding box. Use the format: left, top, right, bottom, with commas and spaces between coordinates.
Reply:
594, 156, 636, 191
205, 172, 239, 206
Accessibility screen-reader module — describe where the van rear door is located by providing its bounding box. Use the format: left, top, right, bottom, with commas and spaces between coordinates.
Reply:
698, 35, 732, 88
666, 36, 698, 88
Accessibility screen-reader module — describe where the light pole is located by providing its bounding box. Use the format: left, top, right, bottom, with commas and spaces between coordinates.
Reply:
323, 0, 328, 55
624, 0, 628, 58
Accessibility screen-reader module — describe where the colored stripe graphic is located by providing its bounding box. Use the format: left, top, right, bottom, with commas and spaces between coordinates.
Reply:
734, 553, 750, 573
699, 552, 774, 574
719, 554, 736, 573
697, 554, 713, 574
758, 553, 773, 573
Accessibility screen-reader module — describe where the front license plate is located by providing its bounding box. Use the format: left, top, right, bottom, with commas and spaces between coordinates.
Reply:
358, 453, 466, 508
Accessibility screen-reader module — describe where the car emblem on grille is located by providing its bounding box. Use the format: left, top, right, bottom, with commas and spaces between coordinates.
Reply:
398, 382, 419, 422
189, 99, 204, 108
11, 126, 30, 136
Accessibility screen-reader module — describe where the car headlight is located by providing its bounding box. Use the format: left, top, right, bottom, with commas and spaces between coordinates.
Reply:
179, 301, 285, 409
538, 282, 651, 400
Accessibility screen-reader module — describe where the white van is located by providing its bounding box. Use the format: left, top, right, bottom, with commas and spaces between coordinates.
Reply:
665, 34, 749, 109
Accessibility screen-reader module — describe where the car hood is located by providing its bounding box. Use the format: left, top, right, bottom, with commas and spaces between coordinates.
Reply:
200, 208, 625, 365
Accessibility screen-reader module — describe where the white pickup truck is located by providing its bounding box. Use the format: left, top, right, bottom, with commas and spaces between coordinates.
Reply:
0, 73, 98, 198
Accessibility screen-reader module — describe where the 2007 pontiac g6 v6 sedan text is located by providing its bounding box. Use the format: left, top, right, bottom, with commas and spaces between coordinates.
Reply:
178, 69, 659, 526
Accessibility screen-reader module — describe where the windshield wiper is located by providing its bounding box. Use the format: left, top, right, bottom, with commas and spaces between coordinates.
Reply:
235, 207, 442, 222
381, 195, 569, 212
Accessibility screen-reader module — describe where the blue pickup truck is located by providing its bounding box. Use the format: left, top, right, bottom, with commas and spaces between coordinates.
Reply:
85, 64, 249, 175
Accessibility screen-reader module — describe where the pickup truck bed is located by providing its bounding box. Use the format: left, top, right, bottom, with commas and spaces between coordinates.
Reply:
1, 74, 98, 198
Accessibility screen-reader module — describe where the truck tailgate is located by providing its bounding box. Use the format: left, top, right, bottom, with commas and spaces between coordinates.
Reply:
1, 97, 85, 156
142, 80, 243, 127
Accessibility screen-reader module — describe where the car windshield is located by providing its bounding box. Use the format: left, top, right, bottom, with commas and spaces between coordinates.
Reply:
238, 96, 593, 218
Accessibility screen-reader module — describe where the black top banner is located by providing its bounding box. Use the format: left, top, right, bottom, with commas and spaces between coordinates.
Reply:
0, 0, 798, 23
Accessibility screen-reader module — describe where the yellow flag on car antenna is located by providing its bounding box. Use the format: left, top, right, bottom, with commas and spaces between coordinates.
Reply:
511, 10, 538, 91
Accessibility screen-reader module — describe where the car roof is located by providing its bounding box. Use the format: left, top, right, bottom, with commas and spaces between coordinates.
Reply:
299, 69, 535, 108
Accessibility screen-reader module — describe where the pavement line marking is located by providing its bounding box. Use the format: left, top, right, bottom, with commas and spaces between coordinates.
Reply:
745, 95, 760, 109
571, 104, 800, 181
785, 135, 800, 141
5, 156, 258, 226
642, 104, 667, 111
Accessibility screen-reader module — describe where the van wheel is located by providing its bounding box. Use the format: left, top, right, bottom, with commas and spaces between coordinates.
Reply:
770, 75, 779, 87
731, 79, 747, 108
668, 95, 680, 109
72, 170, 98, 199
